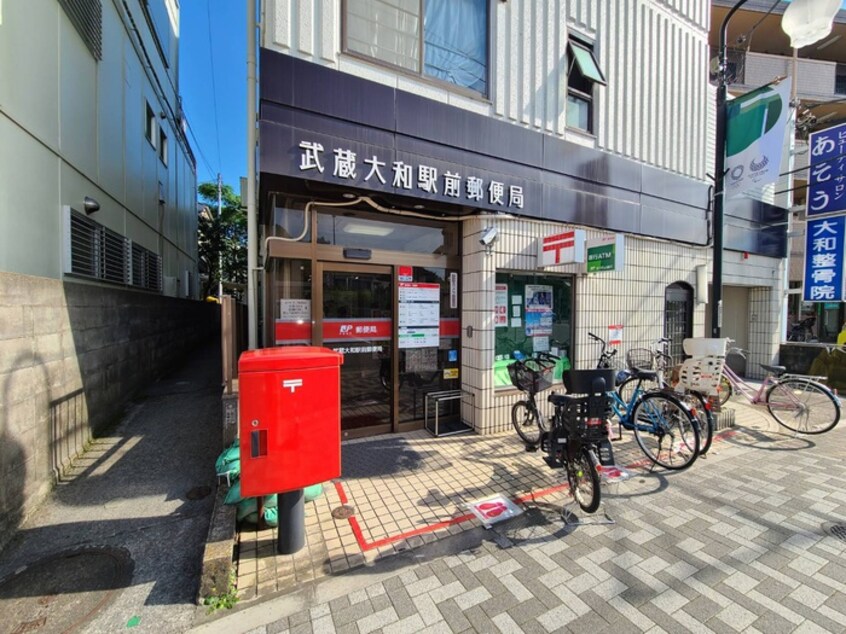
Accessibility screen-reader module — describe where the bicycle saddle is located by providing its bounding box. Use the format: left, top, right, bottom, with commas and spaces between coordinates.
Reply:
548, 393, 579, 407
633, 369, 658, 381
759, 363, 786, 376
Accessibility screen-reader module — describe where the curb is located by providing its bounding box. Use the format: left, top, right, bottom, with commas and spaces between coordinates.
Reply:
198, 483, 237, 602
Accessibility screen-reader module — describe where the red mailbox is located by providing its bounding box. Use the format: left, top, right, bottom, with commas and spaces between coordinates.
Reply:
238, 346, 343, 497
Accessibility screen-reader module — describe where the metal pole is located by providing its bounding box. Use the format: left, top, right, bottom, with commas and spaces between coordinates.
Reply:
711, 0, 751, 338
276, 489, 305, 554
247, 0, 258, 349
217, 172, 223, 300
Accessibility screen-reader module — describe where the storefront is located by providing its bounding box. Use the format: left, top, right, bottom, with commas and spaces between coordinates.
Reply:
265, 199, 462, 438
258, 49, 785, 438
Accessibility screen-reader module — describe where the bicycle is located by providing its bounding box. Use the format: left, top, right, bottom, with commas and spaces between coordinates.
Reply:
718, 343, 840, 434
617, 338, 715, 456
590, 332, 700, 470
508, 351, 559, 445
543, 368, 616, 513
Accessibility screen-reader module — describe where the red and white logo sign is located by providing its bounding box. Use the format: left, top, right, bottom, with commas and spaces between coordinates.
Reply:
468, 494, 523, 527
538, 230, 586, 268
398, 265, 413, 282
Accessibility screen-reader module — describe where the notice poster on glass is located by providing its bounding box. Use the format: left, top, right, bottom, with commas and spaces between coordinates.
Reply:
495, 284, 508, 327
279, 299, 311, 321
525, 285, 553, 336
399, 282, 440, 348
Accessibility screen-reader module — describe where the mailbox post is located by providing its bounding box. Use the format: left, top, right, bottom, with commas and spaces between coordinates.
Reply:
238, 347, 343, 554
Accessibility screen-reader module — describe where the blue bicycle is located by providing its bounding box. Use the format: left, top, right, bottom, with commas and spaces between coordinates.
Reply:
589, 332, 700, 471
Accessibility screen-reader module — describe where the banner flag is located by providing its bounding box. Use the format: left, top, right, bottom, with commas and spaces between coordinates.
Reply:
725, 80, 792, 198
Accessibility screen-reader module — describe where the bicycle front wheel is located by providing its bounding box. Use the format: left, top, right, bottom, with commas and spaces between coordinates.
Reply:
568, 447, 601, 514
766, 378, 841, 434
511, 400, 543, 445
632, 393, 700, 470
617, 376, 661, 408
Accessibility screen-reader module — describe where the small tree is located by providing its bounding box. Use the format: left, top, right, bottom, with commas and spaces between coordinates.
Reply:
197, 182, 246, 301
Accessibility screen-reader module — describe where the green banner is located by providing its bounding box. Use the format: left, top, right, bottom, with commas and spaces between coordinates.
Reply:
587, 244, 615, 272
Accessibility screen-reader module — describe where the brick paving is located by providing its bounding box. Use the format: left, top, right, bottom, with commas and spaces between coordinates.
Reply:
194, 399, 846, 633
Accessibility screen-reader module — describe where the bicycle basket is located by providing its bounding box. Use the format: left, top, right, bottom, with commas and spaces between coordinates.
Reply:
508, 361, 553, 394
561, 395, 611, 443
625, 348, 654, 373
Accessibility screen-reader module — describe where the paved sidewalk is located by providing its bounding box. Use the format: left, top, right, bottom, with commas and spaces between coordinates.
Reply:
195, 400, 846, 633
0, 343, 222, 634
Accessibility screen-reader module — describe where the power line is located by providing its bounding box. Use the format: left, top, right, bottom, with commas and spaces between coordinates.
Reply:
182, 113, 217, 182
206, 0, 223, 174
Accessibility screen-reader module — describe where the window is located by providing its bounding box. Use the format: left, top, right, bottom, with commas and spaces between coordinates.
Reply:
493, 272, 574, 389
566, 39, 605, 134
344, 0, 488, 95
145, 102, 157, 147
159, 127, 168, 165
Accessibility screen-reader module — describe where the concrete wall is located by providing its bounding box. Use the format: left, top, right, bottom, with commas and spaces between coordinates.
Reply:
0, 272, 219, 551
263, 0, 711, 181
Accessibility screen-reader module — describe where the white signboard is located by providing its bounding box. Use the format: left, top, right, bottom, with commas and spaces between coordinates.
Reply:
279, 299, 311, 321
495, 283, 508, 327
399, 282, 440, 349
538, 230, 586, 268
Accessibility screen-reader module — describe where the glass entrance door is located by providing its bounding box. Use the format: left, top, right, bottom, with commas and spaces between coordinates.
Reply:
318, 264, 392, 438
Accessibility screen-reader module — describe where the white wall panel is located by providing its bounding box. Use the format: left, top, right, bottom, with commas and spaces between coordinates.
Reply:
264, 1, 710, 180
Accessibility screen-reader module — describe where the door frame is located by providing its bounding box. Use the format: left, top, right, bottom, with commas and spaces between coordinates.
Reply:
315, 261, 397, 439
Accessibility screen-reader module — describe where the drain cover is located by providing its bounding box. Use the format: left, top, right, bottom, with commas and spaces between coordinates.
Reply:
0, 547, 133, 634
823, 522, 846, 541
332, 505, 356, 519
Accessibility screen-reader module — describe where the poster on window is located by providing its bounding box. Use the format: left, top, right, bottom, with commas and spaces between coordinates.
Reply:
495, 284, 508, 327
609, 324, 623, 346
279, 299, 311, 321
399, 282, 440, 348
525, 285, 553, 336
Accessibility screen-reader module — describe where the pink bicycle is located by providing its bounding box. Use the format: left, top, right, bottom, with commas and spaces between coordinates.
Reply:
717, 344, 841, 434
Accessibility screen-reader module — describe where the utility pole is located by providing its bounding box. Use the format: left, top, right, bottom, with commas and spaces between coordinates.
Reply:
218, 172, 223, 300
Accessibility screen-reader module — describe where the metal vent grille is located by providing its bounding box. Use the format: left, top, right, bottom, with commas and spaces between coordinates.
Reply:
58, 0, 103, 61
69, 210, 128, 283
67, 208, 161, 293
130, 242, 162, 293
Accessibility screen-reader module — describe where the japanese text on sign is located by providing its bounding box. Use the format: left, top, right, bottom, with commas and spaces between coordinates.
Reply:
804, 215, 846, 302
807, 123, 846, 218
299, 140, 525, 209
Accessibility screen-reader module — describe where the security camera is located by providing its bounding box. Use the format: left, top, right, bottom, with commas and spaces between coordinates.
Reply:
480, 226, 499, 247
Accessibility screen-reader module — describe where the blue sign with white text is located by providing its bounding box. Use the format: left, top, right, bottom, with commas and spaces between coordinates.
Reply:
807, 123, 846, 217
804, 215, 846, 302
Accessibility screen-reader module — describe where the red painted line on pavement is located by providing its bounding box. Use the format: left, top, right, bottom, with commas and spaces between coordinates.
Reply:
334, 427, 740, 552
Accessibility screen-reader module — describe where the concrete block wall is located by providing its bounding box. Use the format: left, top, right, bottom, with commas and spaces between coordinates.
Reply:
0, 272, 219, 551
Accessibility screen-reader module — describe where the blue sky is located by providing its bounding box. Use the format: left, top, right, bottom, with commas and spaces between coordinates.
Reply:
179, 1, 247, 194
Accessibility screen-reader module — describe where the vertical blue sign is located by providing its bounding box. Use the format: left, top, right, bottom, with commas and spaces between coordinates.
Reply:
804, 215, 846, 302
807, 122, 846, 217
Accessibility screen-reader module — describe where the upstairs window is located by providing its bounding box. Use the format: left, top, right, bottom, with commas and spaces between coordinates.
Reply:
145, 102, 157, 148
159, 127, 168, 165
566, 38, 605, 134
344, 0, 488, 95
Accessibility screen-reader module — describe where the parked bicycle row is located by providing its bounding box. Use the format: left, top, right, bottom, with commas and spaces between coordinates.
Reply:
507, 332, 841, 515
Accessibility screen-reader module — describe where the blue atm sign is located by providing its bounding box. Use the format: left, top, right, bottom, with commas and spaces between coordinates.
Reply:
804, 215, 846, 302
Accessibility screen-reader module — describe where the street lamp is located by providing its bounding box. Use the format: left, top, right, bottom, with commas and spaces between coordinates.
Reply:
710, 0, 841, 338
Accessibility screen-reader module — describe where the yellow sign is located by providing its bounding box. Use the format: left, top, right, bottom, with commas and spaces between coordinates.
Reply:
443, 368, 459, 380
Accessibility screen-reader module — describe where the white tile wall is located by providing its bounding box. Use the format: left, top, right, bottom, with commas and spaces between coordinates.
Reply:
459, 217, 782, 434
